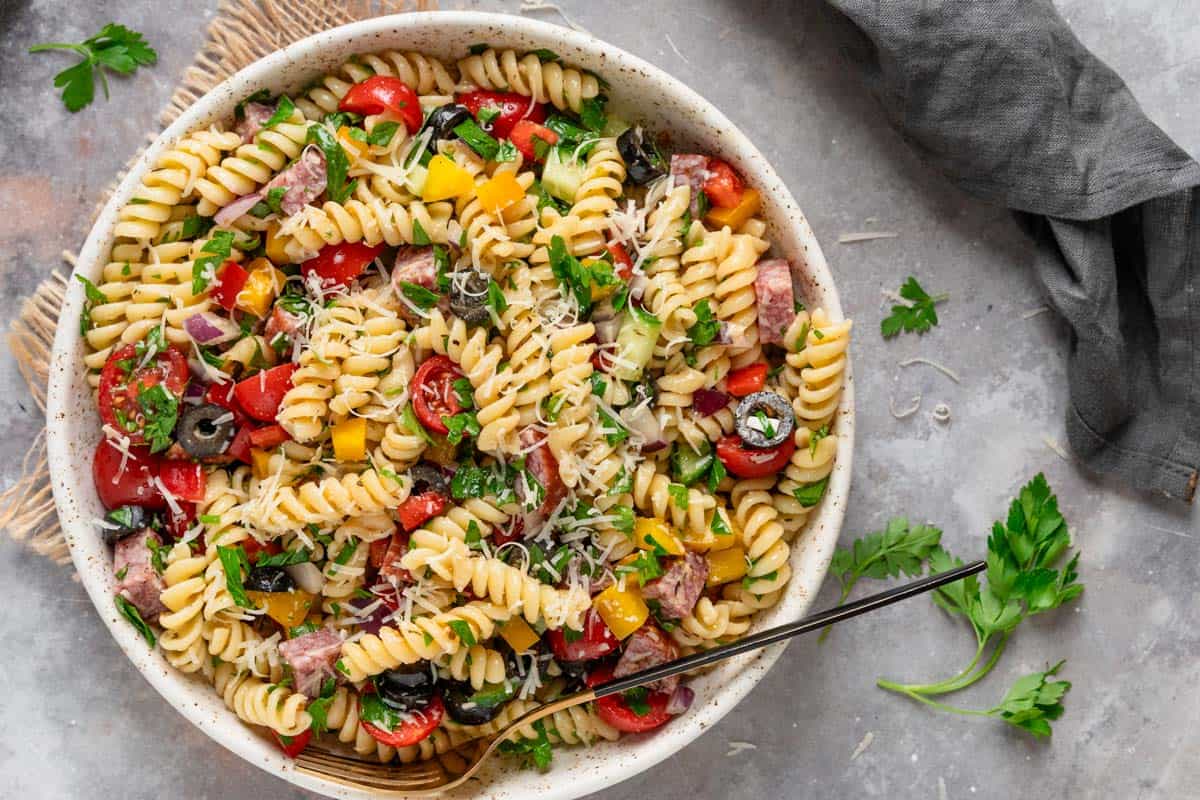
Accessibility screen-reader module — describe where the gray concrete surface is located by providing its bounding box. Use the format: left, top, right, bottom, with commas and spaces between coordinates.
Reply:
2, 1, 1199, 798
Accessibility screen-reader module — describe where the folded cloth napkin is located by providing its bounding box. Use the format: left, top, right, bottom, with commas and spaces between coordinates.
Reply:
823, 0, 1200, 502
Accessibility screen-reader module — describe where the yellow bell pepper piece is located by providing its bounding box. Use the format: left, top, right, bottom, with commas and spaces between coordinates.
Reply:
498, 617, 540, 654
235, 259, 285, 318
593, 583, 649, 640
705, 187, 762, 231
680, 508, 739, 552
634, 517, 685, 556
475, 172, 525, 214
247, 590, 316, 629
264, 221, 290, 266
336, 125, 367, 164
332, 417, 367, 462
422, 154, 475, 202
705, 546, 748, 587
250, 447, 271, 479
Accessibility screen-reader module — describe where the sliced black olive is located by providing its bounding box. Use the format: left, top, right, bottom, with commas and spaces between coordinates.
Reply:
100, 505, 150, 546
376, 665, 437, 712
422, 103, 473, 151
244, 565, 294, 593
617, 126, 666, 185
175, 403, 237, 459
443, 680, 517, 725
408, 462, 450, 497
734, 391, 795, 449
448, 270, 492, 326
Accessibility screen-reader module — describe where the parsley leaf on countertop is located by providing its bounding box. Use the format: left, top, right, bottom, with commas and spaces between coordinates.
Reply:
881, 276, 948, 338
30, 23, 157, 112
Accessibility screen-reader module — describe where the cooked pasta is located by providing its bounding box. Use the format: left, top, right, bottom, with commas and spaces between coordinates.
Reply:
83, 46, 850, 771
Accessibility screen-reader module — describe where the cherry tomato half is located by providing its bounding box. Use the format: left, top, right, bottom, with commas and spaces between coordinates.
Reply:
210, 260, 250, 311
360, 695, 445, 748
508, 119, 558, 162
92, 438, 164, 510
586, 665, 674, 734
410, 355, 464, 435
716, 434, 796, 479
234, 363, 298, 422
702, 159, 745, 209
163, 501, 197, 540
301, 242, 386, 290
226, 425, 254, 465
204, 382, 248, 427
605, 241, 634, 281
725, 363, 768, 397
97, 343, 189, 449
397, 491, 448, 532
457, 90, 546, 139
271, 728, 313, 759
546, 609, 620, 663
338, 76, 423, 133
158, 459, 205, 502
248, 424, 290, 450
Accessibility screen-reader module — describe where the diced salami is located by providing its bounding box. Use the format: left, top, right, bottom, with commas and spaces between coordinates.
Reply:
114, 530, 167, 621
378, 533, 413, 587
670, 153, 710, 218
235, 102, 275, 143
641, 551, 709, 620
263, 304, 305, 357
518, 427, 567, 520
278, 628, 343, 698
753, 258, 797, 345
614, 623, 680, 695
391, 246, 438, 290
265, 145, 327, 216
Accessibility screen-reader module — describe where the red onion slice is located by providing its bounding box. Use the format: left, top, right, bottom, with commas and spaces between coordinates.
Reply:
665, 685, 695, 715
184, 311, 241, 345
214, 191, 263, 226
693, 388, 730, 417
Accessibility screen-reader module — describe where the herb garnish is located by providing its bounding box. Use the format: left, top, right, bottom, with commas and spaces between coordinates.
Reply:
30, 24, 157, 112
881, 276, 948, 338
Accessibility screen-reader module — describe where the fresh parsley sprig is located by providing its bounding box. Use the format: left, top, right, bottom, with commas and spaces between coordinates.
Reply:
831, 474, 1082, 738
30, 24, 157, 112
881, 276, 948, 338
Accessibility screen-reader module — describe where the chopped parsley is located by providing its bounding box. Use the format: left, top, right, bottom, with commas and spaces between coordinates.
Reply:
216, 544, 253, 608
76, 274, 106, 336
192, 230, 234, 295
686, 299, 721, 347
136, 382, 178, 453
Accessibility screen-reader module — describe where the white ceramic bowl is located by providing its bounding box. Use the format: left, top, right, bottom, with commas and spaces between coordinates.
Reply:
46, 11, 854, 799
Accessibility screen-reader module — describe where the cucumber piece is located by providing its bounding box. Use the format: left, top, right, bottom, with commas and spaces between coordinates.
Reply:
542, 146, 588, 204
671, 440, 714, 486
403, 163, 428, 197
612, 305, 662, 381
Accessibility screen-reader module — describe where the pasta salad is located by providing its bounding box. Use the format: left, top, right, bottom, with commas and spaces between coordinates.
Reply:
83, 45, 852, 767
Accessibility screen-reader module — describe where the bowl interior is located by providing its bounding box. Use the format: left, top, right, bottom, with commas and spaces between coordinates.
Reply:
45, 11, 854, 799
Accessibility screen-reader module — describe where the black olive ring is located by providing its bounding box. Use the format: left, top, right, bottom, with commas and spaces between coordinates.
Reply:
734, 391, 796, 449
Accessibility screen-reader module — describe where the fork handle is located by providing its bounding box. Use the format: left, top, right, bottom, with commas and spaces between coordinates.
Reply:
593, 560, 986, 698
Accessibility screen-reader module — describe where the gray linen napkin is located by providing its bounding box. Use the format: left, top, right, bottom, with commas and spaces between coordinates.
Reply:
824, 0, 1200, 502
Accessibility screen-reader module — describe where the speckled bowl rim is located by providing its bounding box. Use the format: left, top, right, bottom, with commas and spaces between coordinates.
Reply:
46, 11, 854, 800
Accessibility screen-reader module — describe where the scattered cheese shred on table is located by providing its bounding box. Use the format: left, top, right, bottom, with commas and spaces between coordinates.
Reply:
898, 357, 961, 384
838, 231, 899, 244
850, 731, 875, 761
889, 393, 922, 419
725, 741, 758, 757
519, 0, 592, 33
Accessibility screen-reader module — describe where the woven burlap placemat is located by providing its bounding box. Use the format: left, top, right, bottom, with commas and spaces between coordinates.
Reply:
0, 0, 448, 566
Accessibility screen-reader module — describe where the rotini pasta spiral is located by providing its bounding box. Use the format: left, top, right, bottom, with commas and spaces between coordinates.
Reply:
457, 48, 601, 113
114, 128, 242, 243
212, 662, 310, 736
294, 50, 457, 120
337, 601, 513, 682
194, 111, 313, 217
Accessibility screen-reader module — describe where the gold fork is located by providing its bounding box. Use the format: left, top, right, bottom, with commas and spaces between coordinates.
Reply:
296, 561, 984, 794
